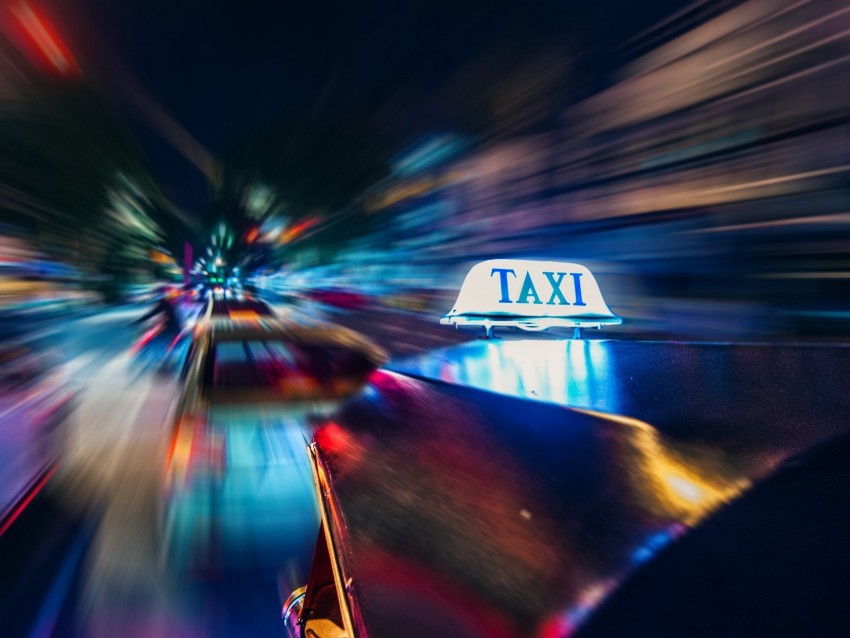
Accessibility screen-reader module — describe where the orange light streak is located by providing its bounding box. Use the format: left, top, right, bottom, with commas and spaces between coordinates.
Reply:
11, 1, 78, 76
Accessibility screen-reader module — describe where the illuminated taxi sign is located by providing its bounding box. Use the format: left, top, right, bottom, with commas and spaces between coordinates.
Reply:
440, 259, 621, 338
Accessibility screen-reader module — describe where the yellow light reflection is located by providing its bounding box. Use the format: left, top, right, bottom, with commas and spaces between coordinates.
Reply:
166, 418, 197, 489
228, 310, 260, 321
574, 408, 750, 523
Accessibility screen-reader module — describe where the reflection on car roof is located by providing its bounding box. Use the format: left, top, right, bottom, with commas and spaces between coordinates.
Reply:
309, 340, 850, 637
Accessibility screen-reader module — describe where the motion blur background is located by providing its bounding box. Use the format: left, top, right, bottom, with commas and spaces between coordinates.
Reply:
2, 0, 850, 635
2, 0, 850, 341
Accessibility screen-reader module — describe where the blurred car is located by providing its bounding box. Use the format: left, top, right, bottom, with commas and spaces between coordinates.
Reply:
130, 287, 197, 374
0, 345, 73, 536
284, 260, 850, 638
163, 318, 386, 575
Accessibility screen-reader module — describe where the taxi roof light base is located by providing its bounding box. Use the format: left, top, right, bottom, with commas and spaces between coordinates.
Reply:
440, 259, 620, 336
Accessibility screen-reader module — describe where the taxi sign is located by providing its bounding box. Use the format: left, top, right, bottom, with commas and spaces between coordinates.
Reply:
440, 259, 621, 337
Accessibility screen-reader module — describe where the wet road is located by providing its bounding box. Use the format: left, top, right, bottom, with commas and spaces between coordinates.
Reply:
0, 298, 479, 637
0, 306, 304, 637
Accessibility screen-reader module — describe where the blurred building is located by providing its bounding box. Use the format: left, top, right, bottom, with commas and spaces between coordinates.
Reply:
299, 0, 850, 337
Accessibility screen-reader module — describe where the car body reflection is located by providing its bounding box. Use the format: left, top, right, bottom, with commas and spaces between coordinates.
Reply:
286, 340, 850, 638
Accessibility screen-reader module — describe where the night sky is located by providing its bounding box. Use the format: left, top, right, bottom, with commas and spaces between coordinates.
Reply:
43, 0, 693, 218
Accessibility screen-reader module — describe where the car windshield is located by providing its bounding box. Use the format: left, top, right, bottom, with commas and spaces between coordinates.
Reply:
204, 338, 377, 395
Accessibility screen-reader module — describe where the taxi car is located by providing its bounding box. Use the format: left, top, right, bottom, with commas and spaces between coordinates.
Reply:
163, 314, 385, 575
284, 259, 850, 638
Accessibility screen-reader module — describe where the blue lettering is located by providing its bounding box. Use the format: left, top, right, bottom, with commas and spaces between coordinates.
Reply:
571, 272, 586, 306
490, 268, 516, 303
518, 272, 543, 304
543, 271, 569, 305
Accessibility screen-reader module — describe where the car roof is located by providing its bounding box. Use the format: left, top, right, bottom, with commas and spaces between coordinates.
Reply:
197, 321, 387, 404
310, 340, 850, 637
577, 429, 850, 637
